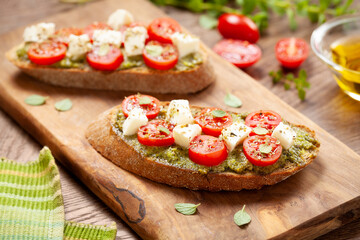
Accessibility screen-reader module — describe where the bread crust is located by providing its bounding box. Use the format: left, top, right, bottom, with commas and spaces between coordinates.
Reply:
6, 45, 215, 94
85, 104, 320, 191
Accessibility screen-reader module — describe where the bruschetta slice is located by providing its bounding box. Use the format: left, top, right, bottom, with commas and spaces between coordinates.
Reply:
85, 95, 320, 191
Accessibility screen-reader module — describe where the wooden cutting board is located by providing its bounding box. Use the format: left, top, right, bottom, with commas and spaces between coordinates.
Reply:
0, 0, 360, 239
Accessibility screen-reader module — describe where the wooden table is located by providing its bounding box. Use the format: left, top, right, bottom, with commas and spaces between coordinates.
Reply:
0, 0, 359, 239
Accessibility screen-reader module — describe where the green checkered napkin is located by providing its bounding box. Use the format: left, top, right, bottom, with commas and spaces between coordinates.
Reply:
0, 147, 117, 240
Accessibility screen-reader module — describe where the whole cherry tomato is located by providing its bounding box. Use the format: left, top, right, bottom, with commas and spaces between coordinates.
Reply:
218, 13, 260, 43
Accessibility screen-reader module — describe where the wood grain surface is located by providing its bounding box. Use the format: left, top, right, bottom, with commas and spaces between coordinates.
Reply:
0, 0, 359, 239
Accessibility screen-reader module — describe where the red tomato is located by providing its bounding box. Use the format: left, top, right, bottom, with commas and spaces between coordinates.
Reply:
194, 108, 233, 137
121, 95, 160, 119
147, 18, 181, 44
143, 41, 178, 70
83, 22, 112, 40
243, 135, 282, 167
245, 110, 282, 136
27, 41, 66, 65
51, 27, 83, 46
213, 39, 261, 68
137, 120, 175, 146
86, 45, 123, 71
218, 14, 260, 43
275, 38, 309, 69
188, 135, 228, 167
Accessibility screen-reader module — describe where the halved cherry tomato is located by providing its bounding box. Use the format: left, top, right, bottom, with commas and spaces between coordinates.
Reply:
188, 135, 228, 167
121, 95, 160, 119
194, 108, 233, 137
218, 13, 260, 43
51, 27, 83, 46
143, 41, 178, 70
213, 39, 261, 68
83, 22, 112, 40
243, 135, 282, 167
147, 18, 181, 44
275, 38, 309, 69
137, 120, 175, 146
245, 110, 282, 136
86, 44, 123, 71
27, 41, 66, 65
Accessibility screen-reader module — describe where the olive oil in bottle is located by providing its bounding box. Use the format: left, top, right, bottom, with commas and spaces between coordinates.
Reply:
331, 36, 360, 100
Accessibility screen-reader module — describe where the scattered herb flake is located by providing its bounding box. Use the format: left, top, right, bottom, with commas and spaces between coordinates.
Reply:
175, 203, 201, 215
224, 92, 242, 108
25, 95, 48, 106
139, 96, 152, 105
212, 109, 226, 118
259, 144, 272, 154
55, 99, 72, 112
234, 205, 251, 227
253, 127, 268, 135
158, 126, 170, 135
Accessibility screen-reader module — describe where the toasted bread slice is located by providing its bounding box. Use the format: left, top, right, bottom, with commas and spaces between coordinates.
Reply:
85, 104, 320, 191
6, 45, 215, 94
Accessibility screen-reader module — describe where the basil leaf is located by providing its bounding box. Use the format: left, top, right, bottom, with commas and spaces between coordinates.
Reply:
175, 203, 200, 215
55, 99, 72, 112
199, 14, 218, 29
25, 95, 47, 106
253, 127, 268, 135
234, 205, 251, 226
224, 92, 242, 108
259, 144, 272, 154
158, 126, 170, 135
212, 109, 226, 118
98, 44, 110, 56
139, 96, 152, 105
145, 45, 163, 57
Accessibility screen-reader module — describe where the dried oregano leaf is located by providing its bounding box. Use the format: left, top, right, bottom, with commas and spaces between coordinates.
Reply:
54, 98, 72, 112
224, 92, 242, 108
234, 205, 251, 226
212, 109, 226, 118
253, 127, 268, 135
25, 95, 48, 106
259, 144, 272, 154
175, 203, 201, 215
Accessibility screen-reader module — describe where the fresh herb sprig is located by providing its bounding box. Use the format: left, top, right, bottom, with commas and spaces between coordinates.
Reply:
269, 69, 310, 101
151, 0, 356, 32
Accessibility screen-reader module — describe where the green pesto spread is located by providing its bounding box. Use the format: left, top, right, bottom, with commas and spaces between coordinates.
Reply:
112, 107, 319, 176
15, 45, 202, 71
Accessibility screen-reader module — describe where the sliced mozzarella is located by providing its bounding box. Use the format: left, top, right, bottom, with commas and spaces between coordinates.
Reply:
92, 30, 122, 48
123, 26, 148, 57
271, 122, 296, 149
220, 121, 252, 152
107, 9, 134, 30
23, 22, 55, 42
166, 100, 194, 125
171, 32, 200, 58
66, 34, 92, 61
173, 124, 202, 148
122, 108, 148, 136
